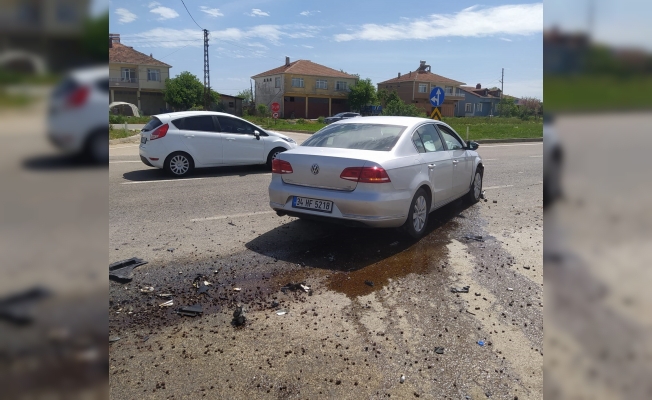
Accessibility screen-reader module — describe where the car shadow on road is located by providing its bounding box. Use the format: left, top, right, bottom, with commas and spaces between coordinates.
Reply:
122, 164, 272, 182
23, 154, 106, 171
245, 199, 474, 274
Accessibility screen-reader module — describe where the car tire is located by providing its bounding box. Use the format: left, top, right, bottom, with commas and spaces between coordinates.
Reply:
85, 129, 108, 164
467, 167, 483, 204
402, 188, 430, 239
164, 152, 194, 177
266, 147, 286, 170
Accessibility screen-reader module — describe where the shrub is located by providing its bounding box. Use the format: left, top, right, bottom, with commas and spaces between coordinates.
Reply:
257, 104, 269, 117
189, 105, 204, 111
109, 114, 126, 124
297, 118, 305, 124
317, 116, 325, 124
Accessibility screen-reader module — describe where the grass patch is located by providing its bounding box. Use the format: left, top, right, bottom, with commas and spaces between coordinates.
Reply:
0, 91, 33, 108
244, 116, 326, 133
545, 75, 652, 111
109, 128, 138, 140
109, 114, 153, 124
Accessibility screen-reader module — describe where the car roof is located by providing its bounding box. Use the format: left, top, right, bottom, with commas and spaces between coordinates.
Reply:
69, 65, 108, 82
335, 115, 434, 130
154, 111, 244, 120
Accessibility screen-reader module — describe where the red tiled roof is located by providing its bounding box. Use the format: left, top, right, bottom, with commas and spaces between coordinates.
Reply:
251, 60, 357, 79
109, 42, 171, 67
378, 69, 464, 86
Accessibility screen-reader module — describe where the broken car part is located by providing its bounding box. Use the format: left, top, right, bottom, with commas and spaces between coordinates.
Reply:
109, 258, 148, 283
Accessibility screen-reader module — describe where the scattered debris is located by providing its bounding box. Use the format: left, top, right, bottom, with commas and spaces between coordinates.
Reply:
193, 276, 212, 295
109, 336, 121, 343
493, 200, 497, 204
271, 300, 279, 308
109, 258, 148, 283
523, 266, 531, 270
281, 282, 312, 294
474, 292, 481, 296
507, 288, 514, 291
177, 304, 203, 317
0, 287, 51, 325
276, 309, 288, 316
158, 293, 173, 298
480, 190, 486, 199
167, 248, 174, 252
390, 241, 399, 246
159, 300, 174, 307
299, 284, 311, 293
451, 286, 470, 293
233, 288, 242, 292
232, 306, 246, 326
140, 286, 154, 293
434, 347, 445, 354
466, 310, 476, 316
477, 340, 485, 346
228, 222, 236, 226
463, 235, 484, 242
400, 375, 406, 384
364, 280, 374, 287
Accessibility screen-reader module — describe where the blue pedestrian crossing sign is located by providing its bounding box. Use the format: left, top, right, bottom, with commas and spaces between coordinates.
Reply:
429, 86, 445, 107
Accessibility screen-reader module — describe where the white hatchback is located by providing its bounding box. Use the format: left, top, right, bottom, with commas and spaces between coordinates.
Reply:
139, 111, 298, 176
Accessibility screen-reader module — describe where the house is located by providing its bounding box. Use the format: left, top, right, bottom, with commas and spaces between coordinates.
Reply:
543, 27, 589, 74
252, 57, 357, 119
0, 0, 89, 73
377, 61, 466, 117
109, 33, 171, 115
215, 93, 244, 117
456, 84, 502, 117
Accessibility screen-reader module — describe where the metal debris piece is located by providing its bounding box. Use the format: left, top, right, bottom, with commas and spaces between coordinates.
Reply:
299, 284, 311, 293
463, 235, 484, 242
276, 309, 288, 316
232, 306, 246, 326
159, 300, 173, 307
451, 286, 470, 293
233, 287, 242, 292
400, 375, 405, 383
140, 286, 154, 293
109, 258, 148, 283
193, 275, 212, 295
177, 304, 203, 317
434, 347, 445, 354
109, 336, 121, 343
507, 288, 514, 291
364, 280, 374, 287
158, 293, 173, 298
203, 281, 212, 286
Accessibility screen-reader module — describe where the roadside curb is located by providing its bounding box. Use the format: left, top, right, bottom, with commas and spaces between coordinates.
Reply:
110, 134, 140, 145
475, 137, 542, 144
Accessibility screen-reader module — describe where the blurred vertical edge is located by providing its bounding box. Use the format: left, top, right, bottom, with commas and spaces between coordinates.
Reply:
0, 0, 109, 398
544, 1, 652, 399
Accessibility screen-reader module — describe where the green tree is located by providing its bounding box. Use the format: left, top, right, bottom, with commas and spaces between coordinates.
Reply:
257, 104, 269, 117
348, 78, 377, 112
236, 89, 253, 104
497, 97, 518, 117
381, 99, 424, 117
164, 72, 218, 110
82, 12, 109, 62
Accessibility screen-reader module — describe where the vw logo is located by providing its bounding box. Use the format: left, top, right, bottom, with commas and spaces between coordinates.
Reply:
311, 164, 320, 175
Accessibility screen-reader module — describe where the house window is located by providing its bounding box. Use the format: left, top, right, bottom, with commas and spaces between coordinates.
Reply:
121, 68, 136, 82
465, 103, 472, 112
292, 78, 304, 88
477, 103, 482, 112
228, 102, 234, 108
147, 69, 160, 82
418, 83, 427, 93
275, 77, 281, 88
316, 80, 327, 89
336, 81, 348, 91
445, 86, 453, 94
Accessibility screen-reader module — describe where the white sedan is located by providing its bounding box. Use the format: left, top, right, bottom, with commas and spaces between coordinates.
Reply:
139, 111, 297, 176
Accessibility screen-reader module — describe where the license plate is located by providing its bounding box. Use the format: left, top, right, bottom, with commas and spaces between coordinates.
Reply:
292, 196, 333, 213
141, 136, 147, 144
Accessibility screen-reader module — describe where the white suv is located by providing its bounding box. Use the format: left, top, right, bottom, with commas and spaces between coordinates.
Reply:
48, 66, 108, 163
139, 111, 298, 177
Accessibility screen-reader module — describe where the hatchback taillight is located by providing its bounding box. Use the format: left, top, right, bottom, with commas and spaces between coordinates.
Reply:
271, 158, 293, 174
150, 124, 169, 140
340, 166, 391, 183
66, 86, 89, 108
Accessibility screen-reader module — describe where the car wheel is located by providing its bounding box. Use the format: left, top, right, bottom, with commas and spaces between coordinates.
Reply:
164, 152, 194, 177
402, 188, 430, 239
85, 130, 108, 164
266, 147, 286, 169
467, 168, 483, 203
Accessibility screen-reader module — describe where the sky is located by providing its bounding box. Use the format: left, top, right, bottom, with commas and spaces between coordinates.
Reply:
108, 1, 543, 99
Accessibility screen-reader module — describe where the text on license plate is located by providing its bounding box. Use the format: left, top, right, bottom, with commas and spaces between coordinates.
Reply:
141, 136, 147, 144
292, 196, 333, 213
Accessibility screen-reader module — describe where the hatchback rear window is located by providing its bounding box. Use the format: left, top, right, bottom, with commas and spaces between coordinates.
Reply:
142, 117, 162, 132
302, 123, 406, 151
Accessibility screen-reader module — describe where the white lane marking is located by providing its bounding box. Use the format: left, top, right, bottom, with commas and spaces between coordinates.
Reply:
121, 177, 205, 185
483, 158, 498, 161
191, 210, 276, 222
529, 155, 543, 158
481, 143, 542, 148
109, 161, 142, 163
110, 144, 139, 149
483, 185, 514, 190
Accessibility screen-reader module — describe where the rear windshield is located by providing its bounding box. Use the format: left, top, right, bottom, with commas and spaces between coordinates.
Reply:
142, 117, 162, 132
302, 123, 406, 151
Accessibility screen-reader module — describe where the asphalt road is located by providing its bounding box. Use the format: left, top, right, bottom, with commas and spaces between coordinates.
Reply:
109, 135, 543, 399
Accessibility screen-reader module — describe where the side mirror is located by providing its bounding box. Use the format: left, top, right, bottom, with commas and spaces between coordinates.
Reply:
254, 130, 261, 140
467, 141, 479, 150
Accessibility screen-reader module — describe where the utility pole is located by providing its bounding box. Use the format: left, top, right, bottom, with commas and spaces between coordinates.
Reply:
498, 68, 504, 116
203, 29, 211, 111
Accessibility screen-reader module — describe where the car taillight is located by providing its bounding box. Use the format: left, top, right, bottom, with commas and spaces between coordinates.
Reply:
150, 124, 169, 140
271, 158, 293, 174
66, 86, 89, 108
340, 166, 391, 183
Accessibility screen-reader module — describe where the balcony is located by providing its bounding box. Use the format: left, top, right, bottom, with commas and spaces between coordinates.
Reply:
110, 78, 138, 89
445, 88, 465, 98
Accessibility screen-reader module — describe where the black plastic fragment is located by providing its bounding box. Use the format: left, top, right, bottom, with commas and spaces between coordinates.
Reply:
176, 304, 203, 317
232, 306, 246, 326
434, 347, 445, 354
109, 258, 148, 283
463, 235, 484, 242
0, 287, 51, 325
451, 285, 470, 293
364, 280, 374, 287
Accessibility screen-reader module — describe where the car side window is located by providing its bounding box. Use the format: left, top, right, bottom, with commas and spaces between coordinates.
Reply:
416, 124, 445, 152
217, 116, 255, 135
412, 131, 426, 153
437, 125, 465, 150
173, 116, 217, 132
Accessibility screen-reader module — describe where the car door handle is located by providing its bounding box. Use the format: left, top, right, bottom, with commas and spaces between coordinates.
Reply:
184, 134, 194, 138
428, 164, 436, 169
226, 137, 236, 141
453, 160, 459, 164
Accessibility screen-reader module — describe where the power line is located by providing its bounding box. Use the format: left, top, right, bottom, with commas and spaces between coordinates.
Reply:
159, 44, 191, 59
179, 0, 203, 30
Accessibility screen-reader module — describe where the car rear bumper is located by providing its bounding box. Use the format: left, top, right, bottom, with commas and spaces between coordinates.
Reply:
268, 175, 410, 228
139, 142, 165, 168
